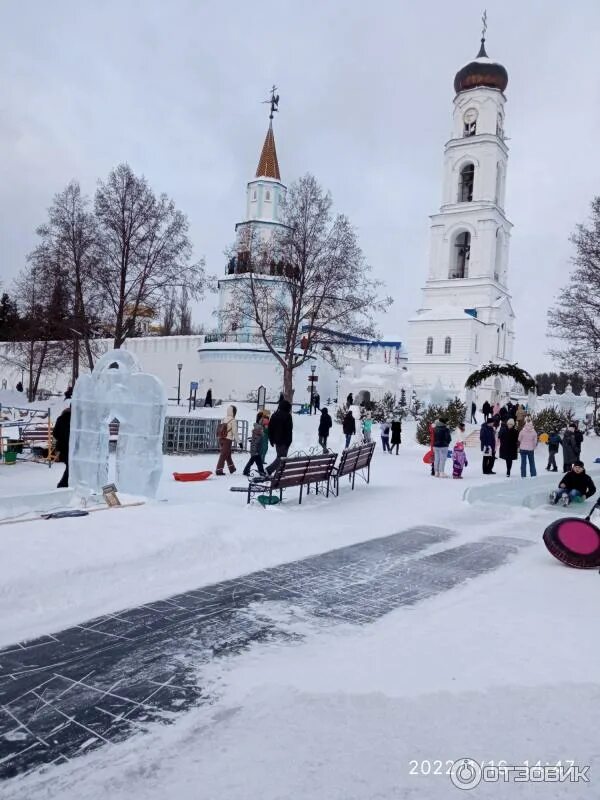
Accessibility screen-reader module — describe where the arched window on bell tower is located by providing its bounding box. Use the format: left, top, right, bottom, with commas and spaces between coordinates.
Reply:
450, 231, 471, 279
496, 112, 505, 140
463, 108, 478, 137
458, 163, 474, 202
426, 337, 433, 355
495, 228, 504, 282
444, 336, 452, 354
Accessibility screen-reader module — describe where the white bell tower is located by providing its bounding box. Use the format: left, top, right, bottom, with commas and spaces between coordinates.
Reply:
407, 22, 516, 401
218, 88, 288, 340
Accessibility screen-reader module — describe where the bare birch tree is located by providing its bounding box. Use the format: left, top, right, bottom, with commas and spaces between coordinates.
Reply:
29, 181, 102, 378
94, 163, 205, 348
548, 197, 600, 379
161, 290, 177, 335
176, 286, 193, 334
221, 174, 392, 399
1, 265, 70, 400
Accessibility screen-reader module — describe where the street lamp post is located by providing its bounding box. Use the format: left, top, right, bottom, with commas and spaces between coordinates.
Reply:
177, 363, 183, 406
310, 364, 316, 414
594, 386, 599, 431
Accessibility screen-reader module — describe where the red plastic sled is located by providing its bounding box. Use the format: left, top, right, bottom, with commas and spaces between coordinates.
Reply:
423, 450, 434, 465
173, 471, 213, 482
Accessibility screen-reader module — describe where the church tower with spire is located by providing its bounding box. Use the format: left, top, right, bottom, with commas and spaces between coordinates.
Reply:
407, 21, 515, 400
199, 91, 337, 402
235, 114, 286, 251
218, 89, 288, 338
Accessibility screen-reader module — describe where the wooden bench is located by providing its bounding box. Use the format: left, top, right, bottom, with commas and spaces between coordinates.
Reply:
242, 452, 338, 505
331, 441, 375, 496
21, 422, 48, 445
10, 423, 53, 463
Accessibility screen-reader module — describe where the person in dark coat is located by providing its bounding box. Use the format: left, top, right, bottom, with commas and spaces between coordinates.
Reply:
480, 419, 497, 475
53, 406, 71, 488
313, 392, 321, 412
342, 409, 356, 448
390, 418, 402, 455
318, 408, 332, 452
498, 418, 519, 477
499, 405, 508, 423
64, 385, 73, 400
546, 430, 562, 472
16, 381, 23, 393
562, 425, 579, 473
204, 388, 213, 408
266, 399, 293, 475
243, 412, 267, 476
551, 461, 596, 506
470, 401, 477, 424
573, 422, 584, 458
432, 418, 452, 477
482, 400, 491, 422
346, 393, 353, 407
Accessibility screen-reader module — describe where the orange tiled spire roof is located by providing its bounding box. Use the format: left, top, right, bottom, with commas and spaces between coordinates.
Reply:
256, 122, 281, 180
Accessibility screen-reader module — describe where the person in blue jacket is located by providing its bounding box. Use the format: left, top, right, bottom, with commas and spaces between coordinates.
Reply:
546, 430, 562, 472
480, 419, 497, 475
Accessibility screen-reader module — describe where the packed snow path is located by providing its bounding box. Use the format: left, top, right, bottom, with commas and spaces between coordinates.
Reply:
0, 526, 529, 780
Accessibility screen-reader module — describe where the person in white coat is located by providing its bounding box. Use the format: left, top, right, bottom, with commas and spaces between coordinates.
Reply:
215, 405, 239, 475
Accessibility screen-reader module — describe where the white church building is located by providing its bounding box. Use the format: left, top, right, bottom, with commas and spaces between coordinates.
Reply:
407, 32, 515, 402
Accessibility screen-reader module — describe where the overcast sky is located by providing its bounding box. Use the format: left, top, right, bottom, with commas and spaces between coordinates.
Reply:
2, 0, 600, 372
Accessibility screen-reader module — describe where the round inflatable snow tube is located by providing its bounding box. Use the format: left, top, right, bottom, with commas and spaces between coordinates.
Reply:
543, 517, 600, 569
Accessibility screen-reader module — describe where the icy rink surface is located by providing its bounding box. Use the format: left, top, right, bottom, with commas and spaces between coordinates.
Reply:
1, 404, 599, 799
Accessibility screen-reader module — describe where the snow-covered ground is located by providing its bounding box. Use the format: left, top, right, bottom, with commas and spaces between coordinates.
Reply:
1, 405, 599, 799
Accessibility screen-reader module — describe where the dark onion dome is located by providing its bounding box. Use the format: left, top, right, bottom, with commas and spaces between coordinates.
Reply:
454, 38, 508, 94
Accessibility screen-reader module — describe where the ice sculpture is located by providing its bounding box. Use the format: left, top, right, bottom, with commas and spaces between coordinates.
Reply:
69, 350, 167, 497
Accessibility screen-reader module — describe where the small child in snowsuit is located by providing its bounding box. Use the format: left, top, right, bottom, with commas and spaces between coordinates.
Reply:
452, 441, 468, 479
243, 412, 267, 476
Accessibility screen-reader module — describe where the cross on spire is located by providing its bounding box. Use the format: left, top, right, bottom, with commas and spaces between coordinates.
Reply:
477, 9, 489, 57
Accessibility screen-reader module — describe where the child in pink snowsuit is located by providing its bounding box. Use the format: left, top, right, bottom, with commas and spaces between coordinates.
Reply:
452, 441, 468, 479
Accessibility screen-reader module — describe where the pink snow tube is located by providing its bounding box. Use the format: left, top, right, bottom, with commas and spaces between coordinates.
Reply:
543, 518, 600, 569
